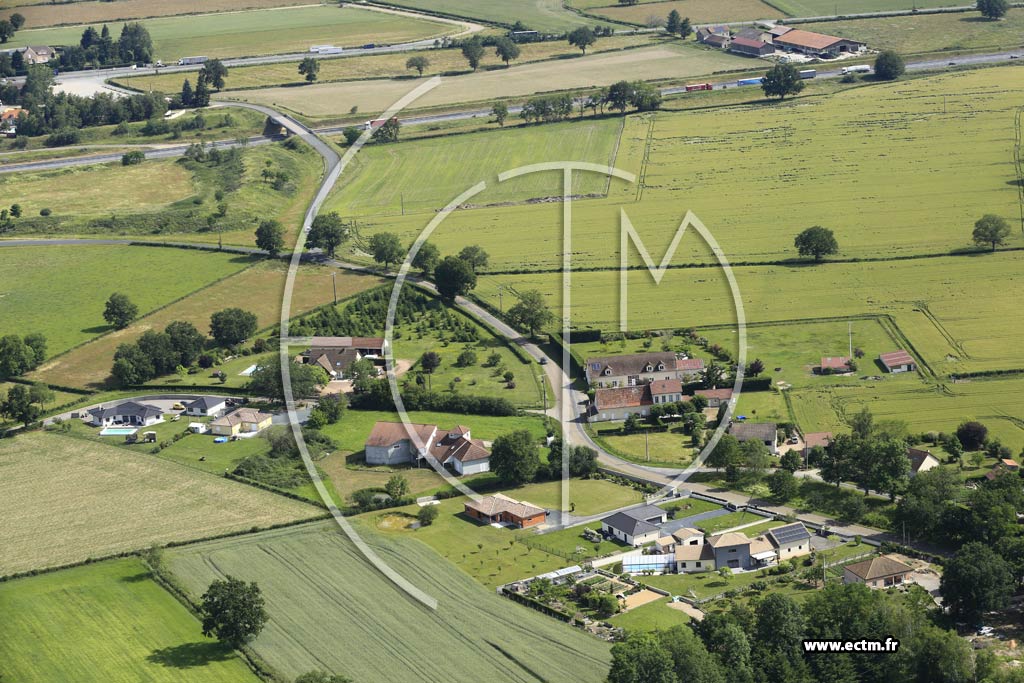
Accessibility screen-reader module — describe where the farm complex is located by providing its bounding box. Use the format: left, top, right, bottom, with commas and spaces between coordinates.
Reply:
2, 0, 1024, 681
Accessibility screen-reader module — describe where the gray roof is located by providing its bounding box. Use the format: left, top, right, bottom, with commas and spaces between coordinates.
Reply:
729, 422, 777, 443
768, 523, 811, 547
585, 352, 677, 384
602, 512, 660, 537
602, 504, 666, 536
90, 401, 162, 420
184, 396, 226, 411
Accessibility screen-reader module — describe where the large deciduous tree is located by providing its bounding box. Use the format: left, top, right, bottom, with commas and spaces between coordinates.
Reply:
490, 429, 540, 485
761, 63, 805, 100
977, 0, 1009, 19
209, 308, 258, 347
874, 50, 905, 80
972, 214, 1010, 251
198, 576, 268, 647
940, 542, 1014, 622
434, 255, 477, 300
794, 225, 839, 261
368, 232, 404, 270
298, 56, 320, 83
103, 292, 138, 329
506, 289, 554, 337
307, 212, 346, 257
568, 27, 596, 54
405, 55, 429, 75
255, 219, 285, 257
461, 37, 485, 70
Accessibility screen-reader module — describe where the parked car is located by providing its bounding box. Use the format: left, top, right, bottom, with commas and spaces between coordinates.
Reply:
171, 402, 185, 410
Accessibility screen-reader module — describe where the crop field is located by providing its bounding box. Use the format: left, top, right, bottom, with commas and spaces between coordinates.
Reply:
587, 0, 782, 25
165, 522, 610, 682
9, 0, 310, 29
118, 34, 658, 92
0, 432, 318, 575
0, 559, 257, 683
226, 43, 749, 120
372, 0, 607, 31
766, 0, 967, 16
8, 5, 450, 60
0, 245, 252, 358
1, 159, 194, 217
327, 117, 622, 219
30, 262, 383, 389
820, 12, 1024, 56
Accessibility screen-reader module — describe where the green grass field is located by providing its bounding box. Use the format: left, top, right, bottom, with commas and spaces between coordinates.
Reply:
0, 245, 252, 358
0, 559, 258, 683
0, 432, 318, 575
818, 12, 1024, 55
225, 42, 749, 121
165, 522, 611, 682
327, 117, 623, 221
8, 5, 451, 60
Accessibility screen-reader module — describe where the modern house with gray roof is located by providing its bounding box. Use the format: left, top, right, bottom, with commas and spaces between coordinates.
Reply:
89, 401, 164, 427
183, 396, 227, 417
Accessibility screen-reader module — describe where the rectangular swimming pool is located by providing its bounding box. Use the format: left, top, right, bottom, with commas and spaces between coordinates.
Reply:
99, 427, 138, 436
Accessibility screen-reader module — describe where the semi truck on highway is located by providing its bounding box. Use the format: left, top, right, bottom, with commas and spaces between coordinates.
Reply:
736, 77, 764, 86
310, 45, 343, 55
799, 69, 817, 79
177, 56, 209, 66
685, 83, 713, 92
841, 64, 872, 74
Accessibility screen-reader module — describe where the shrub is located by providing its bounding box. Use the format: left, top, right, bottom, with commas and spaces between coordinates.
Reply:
418, 505, 439, 526
121, 150, 145, 166
39, 208, 52, 216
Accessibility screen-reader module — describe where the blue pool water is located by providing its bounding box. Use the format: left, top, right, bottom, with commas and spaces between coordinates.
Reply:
99, 427, 138, 436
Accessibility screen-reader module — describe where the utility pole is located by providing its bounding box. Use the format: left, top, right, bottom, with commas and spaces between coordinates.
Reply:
848, 321, 852, 358
400, 193, 405, 216
332, 271, 337, 304
498, 286, 504, 314
645, 429, 650, 462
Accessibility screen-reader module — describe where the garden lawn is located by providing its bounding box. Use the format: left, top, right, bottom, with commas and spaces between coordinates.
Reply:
590, 423, 698, 468
644, 566, 784, 601
0, 245, 251, 358
164, 522, 611, 682
529, 521, 629, 559
0, 559, 257, 683
0, 432, 319, 575
7, 5, 451, 60
502, 478, 644, 516
608, 598, 691, 632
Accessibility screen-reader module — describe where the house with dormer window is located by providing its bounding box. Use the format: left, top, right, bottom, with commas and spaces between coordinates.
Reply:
585, 352, 679, 389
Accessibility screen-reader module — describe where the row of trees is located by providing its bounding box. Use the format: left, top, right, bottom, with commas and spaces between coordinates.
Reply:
62, 22, 153, 70
108, 308, 257, 386
0, 11, 24, 44
0, 382, 54, 427
491, 432, 599, 485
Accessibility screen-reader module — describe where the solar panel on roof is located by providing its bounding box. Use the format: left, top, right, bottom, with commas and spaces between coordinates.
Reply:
770, 524, 809, 545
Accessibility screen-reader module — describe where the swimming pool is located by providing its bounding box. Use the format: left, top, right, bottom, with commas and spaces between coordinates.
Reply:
99, 427, 138, 436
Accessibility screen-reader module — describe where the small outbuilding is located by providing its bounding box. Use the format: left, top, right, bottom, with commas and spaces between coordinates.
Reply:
879, 350, 916, 373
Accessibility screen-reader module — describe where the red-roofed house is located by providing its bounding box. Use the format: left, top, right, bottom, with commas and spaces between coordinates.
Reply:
773, 29, 864, 57
591, 385, 651, 422
695, 388, 733, 407
464, 494, 545, 528
907, 448, 940, 476
364, 421, 491, 474
802, 432, 833, 460
729, 36, 774, 56
879, 350, 916, 373
820, 356, 851, 373
650, 379, 683, 405
675, 357, 705, 380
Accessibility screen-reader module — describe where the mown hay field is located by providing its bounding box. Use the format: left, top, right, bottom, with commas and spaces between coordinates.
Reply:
819, 12, 1024, 55
1, 159, 194, 217
587, 0, 781, 24
225, 43, 748, 120
372, 0, 604, 31
325, 117, 624, 217
0, 559, 258, 683
0, 245, 253, 357
765, 0, 968, 16
7, 0, 310, 29
118, 34, 658, 92
165, 522, 611, 682
29, 262, 384, 389
7, 5, 450, 60
0, 432, 320, 575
